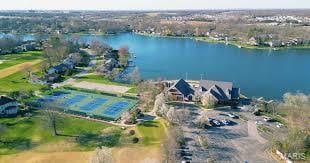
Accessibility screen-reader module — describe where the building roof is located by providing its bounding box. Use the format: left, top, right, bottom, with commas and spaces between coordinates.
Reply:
199, 80, 232, 91
206, 85, 230, 101
170, 79, 195, 97
231, 87, 240, 99
53, 63, 68, 71
0, 96, 16, 105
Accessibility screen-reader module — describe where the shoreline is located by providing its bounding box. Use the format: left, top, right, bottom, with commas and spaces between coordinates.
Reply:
135, 32, 310, 50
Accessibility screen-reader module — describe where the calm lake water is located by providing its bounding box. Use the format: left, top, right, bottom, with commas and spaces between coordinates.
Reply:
79, 33, 310, 99
1, 33, 309, 99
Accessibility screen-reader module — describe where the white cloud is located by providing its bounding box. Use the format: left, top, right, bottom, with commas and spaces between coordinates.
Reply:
0, 0, 309, 10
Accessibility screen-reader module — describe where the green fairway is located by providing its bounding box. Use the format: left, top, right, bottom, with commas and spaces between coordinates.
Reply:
0, 71, 44, 94
137, 120, 167, 146
0, 111, 118, 155
0, 51, 42, 70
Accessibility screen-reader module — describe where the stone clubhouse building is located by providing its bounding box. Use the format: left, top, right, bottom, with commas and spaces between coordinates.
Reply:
165, 79, 240, 107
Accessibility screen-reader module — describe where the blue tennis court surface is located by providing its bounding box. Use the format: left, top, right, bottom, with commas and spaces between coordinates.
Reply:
63, 95, 86, 106
102, 101, 129, 118
37, 89, 138, 120
80, 98, 107, 111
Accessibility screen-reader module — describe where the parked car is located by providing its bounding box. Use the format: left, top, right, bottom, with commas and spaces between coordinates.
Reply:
207, 117, 214, 122
263, 117, 272, 122
255, 121, 263, 125
211, 119, 221, 126
228, 112, 239, 119
276, 123, 284, 128
221, 119, 232, 125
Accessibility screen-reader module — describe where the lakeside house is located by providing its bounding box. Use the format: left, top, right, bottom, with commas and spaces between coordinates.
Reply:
166, 79, 240, 106
45, 53, 82, 83
0, 96, 19, 116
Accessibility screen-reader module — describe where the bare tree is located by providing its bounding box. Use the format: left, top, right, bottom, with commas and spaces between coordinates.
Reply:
197, 110, 210, 128
121, 111, 131, 124
274, 93, 310, 157
137, 81, 164, 112
22, 64, 33, 79
89, 147, 114, 163
154, 93, 167, 116
166, 107, 190, 124
163, 125, 184, 163
40, 61, 49, 74
129, 67, 141, 84
42, 101, 64, 136
118, 45, 129, 56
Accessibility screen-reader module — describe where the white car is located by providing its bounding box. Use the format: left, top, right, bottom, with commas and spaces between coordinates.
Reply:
263, 117, 272, 122
276, 123, 284, 128
228, 113, 236, 118
255, 121, 263, 125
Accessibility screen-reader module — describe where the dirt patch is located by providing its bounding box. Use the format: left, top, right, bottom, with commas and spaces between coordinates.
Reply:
71, 81, 130, 94
112, 146, 162, 163
0, 59, 42, 79
0, 151, 93, 163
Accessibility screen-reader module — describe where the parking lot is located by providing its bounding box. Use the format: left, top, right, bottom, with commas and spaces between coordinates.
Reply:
173, 104, 275, 162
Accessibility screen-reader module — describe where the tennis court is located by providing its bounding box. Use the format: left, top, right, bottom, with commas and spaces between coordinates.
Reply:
37, 89, 138, 120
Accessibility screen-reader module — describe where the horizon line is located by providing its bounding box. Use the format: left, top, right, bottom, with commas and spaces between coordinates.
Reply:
0, 8, 309, 11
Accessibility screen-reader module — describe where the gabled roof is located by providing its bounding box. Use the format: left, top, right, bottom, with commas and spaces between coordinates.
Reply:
205, 85, 229, 101
231, 87, 240, 99
199, 80, 232, 91
0, 96, 16, 105
169, 79, 195, 97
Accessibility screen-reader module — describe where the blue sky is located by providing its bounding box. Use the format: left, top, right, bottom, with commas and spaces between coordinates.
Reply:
0, 0, 310, 10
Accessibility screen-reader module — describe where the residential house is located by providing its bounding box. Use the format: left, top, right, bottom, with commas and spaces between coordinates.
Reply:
47, 63, 69, 74
44, 73, 60, 83
0, 96, 19, 116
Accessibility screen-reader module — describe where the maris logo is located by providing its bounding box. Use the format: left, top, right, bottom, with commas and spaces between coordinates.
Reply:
285, 153, 306, 160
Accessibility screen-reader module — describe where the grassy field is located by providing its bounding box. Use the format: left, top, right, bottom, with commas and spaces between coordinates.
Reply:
76, 74, 137, 93
0, 70, 44, 94
0, 111, 119, 155
0, 51, 42, 70
0, 116, 168, 162
0, 51, 44, 94
0, 59, 42, 79
137, 119, 167, 146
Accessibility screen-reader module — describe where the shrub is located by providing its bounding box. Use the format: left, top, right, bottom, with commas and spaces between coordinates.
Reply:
132, 137, 139, 143
129, 130, 135, 135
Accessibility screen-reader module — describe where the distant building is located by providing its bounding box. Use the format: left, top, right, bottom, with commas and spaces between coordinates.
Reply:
0, 96, 19, 116
166, 79, 240, 106
47, 63, 69, 74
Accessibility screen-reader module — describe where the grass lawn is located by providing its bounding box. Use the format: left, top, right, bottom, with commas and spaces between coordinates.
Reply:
137, 119, 167, 146
0, 51, 42, 70
0, 111, 118, 155
0, 59, 42, 79
0, 52, 45, 94
76, 74, 126, 86
76, 74, 137, 93
0, 71, 44, 94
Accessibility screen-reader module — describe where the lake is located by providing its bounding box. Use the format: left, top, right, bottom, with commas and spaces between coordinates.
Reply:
79, 33, 310, 99
2, 32, 310, 99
